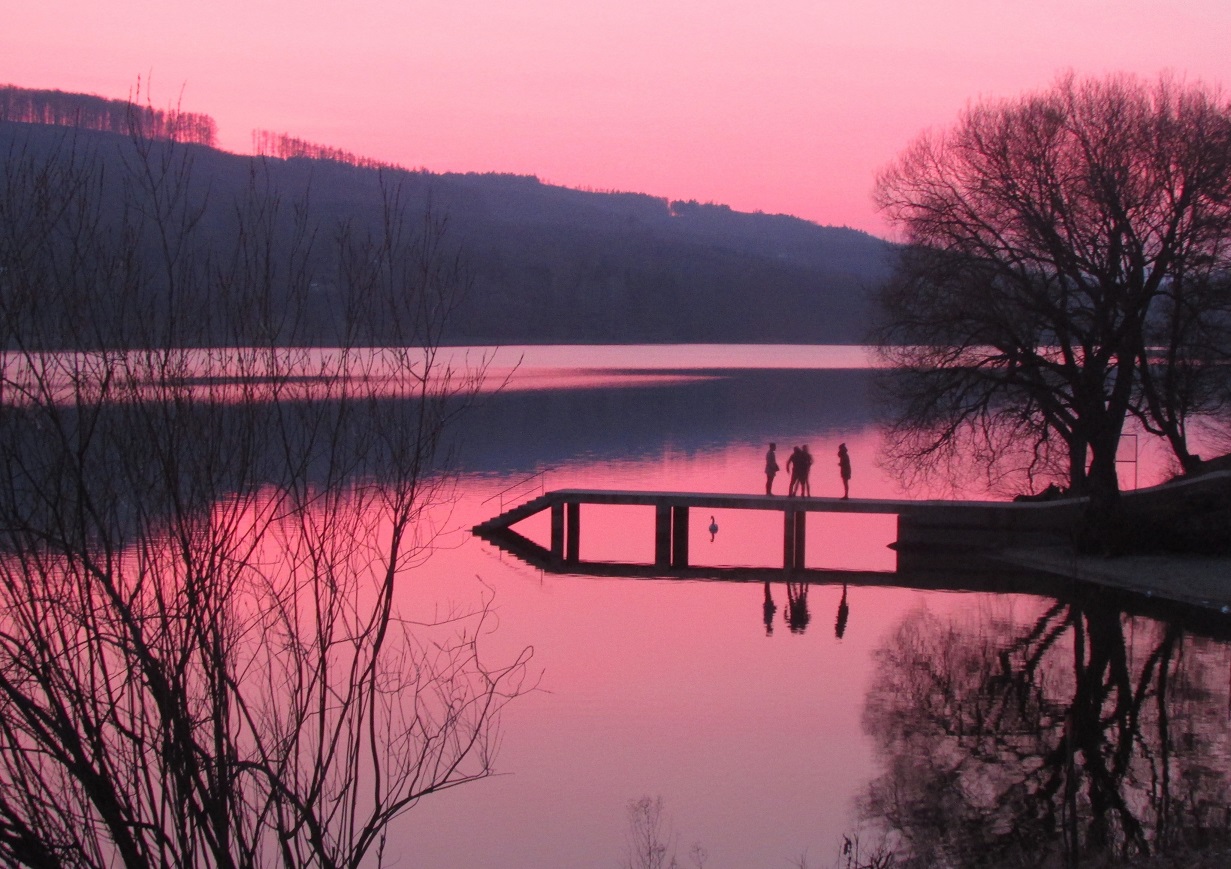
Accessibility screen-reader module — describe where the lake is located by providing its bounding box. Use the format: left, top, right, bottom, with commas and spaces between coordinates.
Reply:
391, 345, 1231, 868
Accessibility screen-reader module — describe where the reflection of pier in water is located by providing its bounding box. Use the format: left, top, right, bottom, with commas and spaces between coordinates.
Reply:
474, 487, 1231, 635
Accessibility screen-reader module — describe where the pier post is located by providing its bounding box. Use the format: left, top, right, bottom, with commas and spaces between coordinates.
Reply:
566, 502, 580, 562
783, 509, 807, 569
550, 502, 564, 558
654, 504, 671, 566
671, 505, 690, 568
794, 510, 806, 568
783, 509, 796, 569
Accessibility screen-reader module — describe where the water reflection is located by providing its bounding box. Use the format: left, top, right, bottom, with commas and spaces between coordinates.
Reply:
434, 352, 1231, 867
763, 581, 778, 635
7, 342, 1228, 868
786, 581, 812, 633
763, 580, 851, 639
861, 589, 1231, 866
457, 367, 876, 477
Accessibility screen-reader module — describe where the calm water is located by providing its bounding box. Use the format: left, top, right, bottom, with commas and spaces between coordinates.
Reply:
391, 346, 1231, 868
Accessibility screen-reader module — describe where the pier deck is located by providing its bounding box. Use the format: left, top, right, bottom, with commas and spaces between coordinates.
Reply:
473, 487, 1084, 571
472, 472, 1231, 616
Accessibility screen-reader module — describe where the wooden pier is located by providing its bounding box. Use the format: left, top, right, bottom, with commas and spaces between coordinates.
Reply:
470, 475, 1231, 630
472, 488, 1086, 573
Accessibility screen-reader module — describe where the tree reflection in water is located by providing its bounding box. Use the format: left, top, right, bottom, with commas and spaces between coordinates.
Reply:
861, 594, 1231, 867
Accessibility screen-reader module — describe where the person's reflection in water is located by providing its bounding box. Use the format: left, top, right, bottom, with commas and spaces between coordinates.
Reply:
835, 583, 849, 639
762, 581, 777, 636
708, 515, 718, 542
785, 581, 811, 633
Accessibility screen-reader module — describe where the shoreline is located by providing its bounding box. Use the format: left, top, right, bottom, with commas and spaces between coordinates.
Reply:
997, 546, 1231, 614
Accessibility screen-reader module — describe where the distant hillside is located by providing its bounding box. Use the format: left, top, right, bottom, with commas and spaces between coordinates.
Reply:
0, 113, 892, 347
437, 175, 892, 343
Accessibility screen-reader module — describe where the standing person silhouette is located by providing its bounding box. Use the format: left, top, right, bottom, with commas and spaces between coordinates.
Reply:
764, 442, 780, 495
786, 446, 802, 496
798, 445, 813, 497
838, 443, 851, 499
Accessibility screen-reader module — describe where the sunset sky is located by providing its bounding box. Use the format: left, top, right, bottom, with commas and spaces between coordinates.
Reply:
6, 1, 1231, 237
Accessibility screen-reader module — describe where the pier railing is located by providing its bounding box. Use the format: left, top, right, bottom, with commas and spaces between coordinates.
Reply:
482, 467, 554, 513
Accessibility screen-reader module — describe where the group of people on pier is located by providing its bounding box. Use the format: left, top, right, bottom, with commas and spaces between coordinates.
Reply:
763, 442, 851, 499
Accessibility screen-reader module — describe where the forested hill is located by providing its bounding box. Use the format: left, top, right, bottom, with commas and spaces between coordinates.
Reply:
445, 174, 893, 343
1, 118, 893, 346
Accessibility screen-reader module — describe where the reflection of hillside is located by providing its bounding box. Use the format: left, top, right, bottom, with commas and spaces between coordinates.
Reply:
0, 394, 461, 553
454, 369, 876, 475
1, 368, 874, 546
861, 593, 1231, 866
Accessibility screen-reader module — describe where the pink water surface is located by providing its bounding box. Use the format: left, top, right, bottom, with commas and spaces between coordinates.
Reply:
384, 348, 1215, 866
394, 432, 994, 867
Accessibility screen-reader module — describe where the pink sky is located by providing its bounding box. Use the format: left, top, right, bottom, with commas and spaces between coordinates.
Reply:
6, 1, 1231, 237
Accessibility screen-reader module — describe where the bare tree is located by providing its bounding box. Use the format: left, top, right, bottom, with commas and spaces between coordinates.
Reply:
873, 73, 1231, 520
0, 116, 529, 867
0, 84, 217, 146
624, 796, 678, 869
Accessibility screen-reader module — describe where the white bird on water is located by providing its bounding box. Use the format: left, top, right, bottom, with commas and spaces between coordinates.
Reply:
709, 515, 718, 542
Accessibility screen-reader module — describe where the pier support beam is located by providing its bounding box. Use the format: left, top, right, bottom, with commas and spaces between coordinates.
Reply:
783, 509, 806, 569
566, 502, 580, 562
654, 504, 672, 566
653, 503, 692, 568
550, 501, 582, 561
671, 505, 690, 568
550, 503, 564, 557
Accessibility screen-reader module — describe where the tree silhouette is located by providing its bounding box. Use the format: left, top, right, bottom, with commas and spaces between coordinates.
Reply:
0, 117, 528, 868
251, 129, 406, 172
874, 73, 1231, 522
0, 85, 216, 146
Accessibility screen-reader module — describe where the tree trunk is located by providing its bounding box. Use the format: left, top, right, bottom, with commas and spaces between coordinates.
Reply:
1067, 435, 1089, 494
1081, 429, 1124, 553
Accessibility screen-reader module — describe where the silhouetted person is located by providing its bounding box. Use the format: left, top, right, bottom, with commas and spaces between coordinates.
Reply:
835, 583, 849, 639
785, 581, 810, 633
708, 515, 718, 542
764, 442, 780, 495
786, 446, 803, 496
798, 445, 813, 497
762, 581, 777, 635
838, 443, 851, 499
